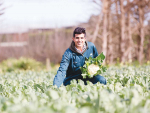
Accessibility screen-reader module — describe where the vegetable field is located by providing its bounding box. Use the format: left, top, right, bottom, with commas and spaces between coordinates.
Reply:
0, 65, 150, 113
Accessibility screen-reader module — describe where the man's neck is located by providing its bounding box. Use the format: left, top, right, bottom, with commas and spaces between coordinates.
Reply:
76, 47, 83, 52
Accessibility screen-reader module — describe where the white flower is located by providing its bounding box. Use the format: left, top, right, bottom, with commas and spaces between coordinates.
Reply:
88, 64, 100, 76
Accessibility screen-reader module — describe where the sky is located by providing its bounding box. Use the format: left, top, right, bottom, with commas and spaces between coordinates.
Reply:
0, 0, 100, 33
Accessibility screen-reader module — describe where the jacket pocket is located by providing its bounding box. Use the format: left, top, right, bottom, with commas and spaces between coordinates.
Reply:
72, 54, 80, 71
73, 61, 80, 68
89, 53, 93, 58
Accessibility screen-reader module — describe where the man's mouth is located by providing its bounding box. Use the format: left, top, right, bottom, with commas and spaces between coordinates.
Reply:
77, 42, 82, 45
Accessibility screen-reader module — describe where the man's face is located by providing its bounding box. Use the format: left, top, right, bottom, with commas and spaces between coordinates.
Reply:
72, 33, 86, 49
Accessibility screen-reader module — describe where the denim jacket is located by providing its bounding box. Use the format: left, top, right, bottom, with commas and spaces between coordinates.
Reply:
53, 41, 98, 87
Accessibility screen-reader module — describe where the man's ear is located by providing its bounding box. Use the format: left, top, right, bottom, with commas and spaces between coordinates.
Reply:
72, 37, 74, 41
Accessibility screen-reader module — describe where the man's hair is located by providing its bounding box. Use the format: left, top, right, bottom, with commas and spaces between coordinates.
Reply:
73, 27, 86, 37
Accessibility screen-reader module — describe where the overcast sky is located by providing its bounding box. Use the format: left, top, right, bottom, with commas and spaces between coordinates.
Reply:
0, 0, 100, 33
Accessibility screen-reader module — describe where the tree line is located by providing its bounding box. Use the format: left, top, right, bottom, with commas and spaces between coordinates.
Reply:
0, 0, 150, 65
86, 0, 150, 64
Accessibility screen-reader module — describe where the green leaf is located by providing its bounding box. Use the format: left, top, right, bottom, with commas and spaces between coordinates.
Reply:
80, 52, 107, 79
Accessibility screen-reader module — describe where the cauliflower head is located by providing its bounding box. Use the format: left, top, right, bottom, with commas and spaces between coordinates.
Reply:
88, 64, 99, 76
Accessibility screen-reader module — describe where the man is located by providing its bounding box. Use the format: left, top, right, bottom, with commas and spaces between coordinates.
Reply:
53, 27, 107, 88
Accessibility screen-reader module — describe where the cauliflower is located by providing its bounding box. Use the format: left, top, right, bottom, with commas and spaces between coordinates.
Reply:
80, 53, 106, 78
88, 64, 100, 76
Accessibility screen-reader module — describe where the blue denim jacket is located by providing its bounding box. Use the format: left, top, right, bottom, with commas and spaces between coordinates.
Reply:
53, 41, 98, 87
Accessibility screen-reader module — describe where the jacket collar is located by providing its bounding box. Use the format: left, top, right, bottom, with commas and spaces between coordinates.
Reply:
69, 41, 88, 55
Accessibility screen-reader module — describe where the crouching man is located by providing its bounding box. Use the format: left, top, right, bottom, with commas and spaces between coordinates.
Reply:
53, 27, 107, 87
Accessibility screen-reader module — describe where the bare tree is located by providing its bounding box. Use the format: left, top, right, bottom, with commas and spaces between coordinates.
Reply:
107, 5, 113, 64
132, 0, 150, 64
91, 0, 111, 63
101, 0, 109, 62
119, 0, 127, 63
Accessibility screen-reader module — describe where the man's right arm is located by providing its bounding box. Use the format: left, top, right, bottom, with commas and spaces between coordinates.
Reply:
53, 50, 70, 88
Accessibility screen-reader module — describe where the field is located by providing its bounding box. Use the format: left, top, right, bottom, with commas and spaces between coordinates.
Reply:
0, 64, 150, 113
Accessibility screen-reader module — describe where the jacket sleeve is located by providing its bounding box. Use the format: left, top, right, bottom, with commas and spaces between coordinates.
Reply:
53, 50, 70, 88
93, 44, 98, 58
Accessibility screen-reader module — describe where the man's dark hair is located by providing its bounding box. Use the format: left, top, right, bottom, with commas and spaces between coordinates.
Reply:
73, 27, 86, 37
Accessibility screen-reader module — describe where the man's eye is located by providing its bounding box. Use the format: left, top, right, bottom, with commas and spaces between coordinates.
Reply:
76, 37, 79, 39
81, 37, 84, 39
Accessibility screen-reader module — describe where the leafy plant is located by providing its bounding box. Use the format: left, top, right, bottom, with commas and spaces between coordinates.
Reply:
0, 64, 150, 112
0, 57, 45, 72
80, 52, 107, 78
